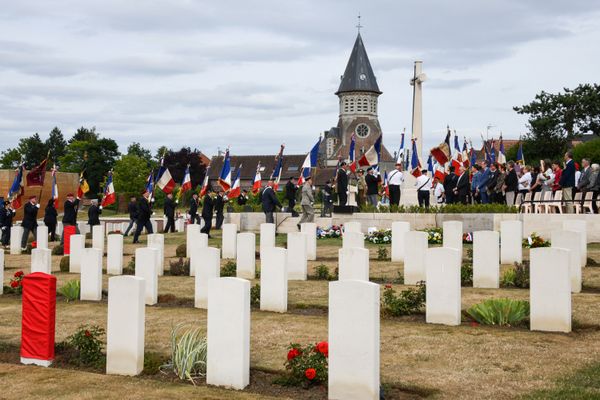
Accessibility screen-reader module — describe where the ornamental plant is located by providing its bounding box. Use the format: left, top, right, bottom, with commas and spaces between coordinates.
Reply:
160, 324, 207, 384
317, 225, 342, 239
58, 280, 80, 302
501, 261, 530, 288
381, 282, 426, 317
281, 341, 328, 387
9, 271, 25, 294
523, 232, 550, 248
421, 227, 443, 245
467, 298, 530, 327
64, 325, 105, 367
366, 229, 391, 244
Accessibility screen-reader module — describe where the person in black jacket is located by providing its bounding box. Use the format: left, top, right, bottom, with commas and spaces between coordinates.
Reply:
60, 193, 80, 244
321, 181, 334, 217
132, 192, 153, 244
123, 196, 138, 236
261, 180, 282, 223
44, 199, 58, 242
486, 163, 499, 202
214, 189, 226, 229
453, 166, 470, 204
284, 177, 298, 216
443, 166, 458, 204
503, 161, 518, 205
1, 201, 15, 248
87, 199, 102, 226
365, 168, 380, 206
559, 151, 576, 213
237, 190, 248, 206
189, 193, 201, 224
21, 196, 40, 250
163, 193, 177, 233
200, 189, 214, 237
336, 163, 349, 206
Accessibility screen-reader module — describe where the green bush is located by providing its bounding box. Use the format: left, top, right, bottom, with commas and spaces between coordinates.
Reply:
160, 324, 207, 384
467, 298, 530, 327
501, 261, 530, 288
58, 280, 80, 302
170, 258, 190, 276
279, 341, 328, 387
61, 325, 105, 367
381, 282, 426, 317
377, 246, 389, 261
175, 243, 186, 258
52, 244, 64, 256
314, 264, 331, 280
572, 137, 600, 166
461, 264, 473, 286
250, 284, 260, 307
60, 256, 70, 272
123, 256, 136, 275
221, 261, 237, 277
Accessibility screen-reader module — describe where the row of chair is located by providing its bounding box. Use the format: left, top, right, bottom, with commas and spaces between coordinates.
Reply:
519, 190, 596, 214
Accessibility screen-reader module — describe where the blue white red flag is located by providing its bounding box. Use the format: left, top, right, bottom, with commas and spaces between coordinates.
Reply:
8, 164, 25, 209
357, 135, 382, 169
298, 137, 321, 185
228, 165, 242, 198
270, 144, 285, 190
51, 165, 59, 209
101, 171, 116, 207
200, 164, 211, 197
156, 157, 176, 194
410, 139, 422, 178
252, 162, 262, 194
218, 148, 232, 190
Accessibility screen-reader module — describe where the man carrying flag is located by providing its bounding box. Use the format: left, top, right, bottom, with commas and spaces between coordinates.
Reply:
156, 156, 176, 194
251, 162, 262, 195
298, 137, 321, 185
218, 148, 232, 191
7, 163, 25, 209
430, 126, 451, 165
270, 144, 285, 190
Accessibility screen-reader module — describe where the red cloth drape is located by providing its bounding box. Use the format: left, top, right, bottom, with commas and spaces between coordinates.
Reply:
21, 272, 56, 361
63, 225, 76, 255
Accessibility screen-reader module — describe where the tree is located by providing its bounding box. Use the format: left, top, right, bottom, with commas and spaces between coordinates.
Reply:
572, 138, 600, 164
0, 148, 22, 169
69, 126, 99, 143
45, 127, 67, 162
112, 154, 150, 194
17, 133, 48, 168
127, 142, 152, 160
163, 147, 207, 189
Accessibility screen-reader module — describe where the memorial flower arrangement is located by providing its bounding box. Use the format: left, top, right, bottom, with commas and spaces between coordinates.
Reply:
523, 232, 550, 248
366, 229, 391, 244
422, 227, 443, 245
9, 271, 25, 294
281, 341, 328, 387
317, 225, 342, 239
462, 232, 473, 244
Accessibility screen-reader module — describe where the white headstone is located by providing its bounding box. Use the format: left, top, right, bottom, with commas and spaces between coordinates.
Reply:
236, 232, 256, 279
473, 231, 499, 288
31, 248, 52, 274
150, 220, 158, 234
260, 247, 288, 313
530, 248, 571, 333
92, 225, 105, 252
207, 277, 250, 390
425, 247, 461, 326
186, 224, 201, 257
135, 247, 159, 305
105, 222, 114, 235
189, 232, 209, 276
175, 218, 185, 232
344, 221, 362, 233
287, 232, 307, 280
147, 234, 165, 276
301, 223, 317, 261
551, 230, 582, 293
338, 247, 369, 281
329, 280, 380, 400
69, 234, 85, 273
36, 225, 48, 250
194, 247, 220, 309
563, 220, 587, 267
77, 221, 88, 236
391, 221, 410, 262
403, 231, 428, 284
443, 220, 463, 257
259, 223, 276, 258
57, 222, 63, 237
10, 226, 23, 255
107, 234, 123, 275
0, 251, 4, 295
343, 232, 364, 249
221, 224, 238, 259
500, 220, 523, 264
80, 248, 103, 301
106, 276, 145, 376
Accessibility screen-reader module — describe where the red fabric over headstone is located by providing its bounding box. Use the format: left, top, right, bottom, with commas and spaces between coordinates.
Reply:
21, 272, 57, 361
63, 225, 76, 255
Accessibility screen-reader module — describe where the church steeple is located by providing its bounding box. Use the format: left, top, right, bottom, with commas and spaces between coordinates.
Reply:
336, 33, 381, 95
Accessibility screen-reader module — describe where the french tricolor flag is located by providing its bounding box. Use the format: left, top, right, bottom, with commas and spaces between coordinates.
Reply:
180, 164, 192, 194
348, 133, 357, 173
410, 139, 422, 178
200, 164, 211, 197
252, 163, 262, 194
271, 144, 285, 190
218, 148, 232, 190
156, 158, 176, 194
101, 172, 116, 207
228, 165, 242, 198
298, 137, 321, 185
51, 166, 59, 209
357, 135, 382, 169
383, 171, 389, 197
451, 134, 463, 170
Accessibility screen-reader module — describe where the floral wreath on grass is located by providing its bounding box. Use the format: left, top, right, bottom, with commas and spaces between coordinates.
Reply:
523, 232, 550, 248
421, 227, 443, 245
317, 225, 342, 239
366, 229, 391, 244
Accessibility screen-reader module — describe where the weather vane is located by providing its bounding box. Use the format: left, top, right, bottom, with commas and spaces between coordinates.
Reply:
356, 13, 363, 33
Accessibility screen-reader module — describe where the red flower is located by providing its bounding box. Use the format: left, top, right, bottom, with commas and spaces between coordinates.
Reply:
315, 341, 328, 357
10, 280, 19, 288
287, 348, 301, 361
305, 368, 316, 380
31, 241, 37, 248
85, 330, 91, 337
14, 271, 24, 278
384, 284, 392, 289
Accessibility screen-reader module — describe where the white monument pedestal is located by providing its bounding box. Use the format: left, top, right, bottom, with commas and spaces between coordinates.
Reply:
287, 232, 307, 280
186, 224, 201, 257
135, 247, 159, 305
147, 234, 165, 276
36, 226, 48, 250
107, 234, 123, 275
259, 223, 276, 258
563, 220, 587, 267
551, 230, 582, 293
301, 223, 317, 261
31, 248, 52, 274
92, 225, 105, 252
443, 220, 463, 256
188, 232, 209, 276
501, 220, 523, 264
344, 221, 361, 233
69, 234, 85, 273
343, 232, 364, 249
10, 226, 23, 255
221, 224, 238, 259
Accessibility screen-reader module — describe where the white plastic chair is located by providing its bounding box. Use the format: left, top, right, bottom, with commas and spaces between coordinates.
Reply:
546, 190, 563, 214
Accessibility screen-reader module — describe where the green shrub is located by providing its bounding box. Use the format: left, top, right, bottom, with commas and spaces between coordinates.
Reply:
381, 282, 426, 317
143, 352, 168, 375
461, 264, 473, 286
175, 243, 186, 258
123, 256, 136, 275
250, 284, 260, 307
466, 248, 473, 261
58, 280, 80, 302
61, 325, 105, 367
377, 246, 389, 261
170, 258, 190, 276
60, 256, 70, 272
160, 324, 207, 384
52, 244, 64, 256
278, 341, 328, 387
467, 298, 530, 327
221, 261, 237, 277
314, 264, 331, 280
501, 261, 530, 288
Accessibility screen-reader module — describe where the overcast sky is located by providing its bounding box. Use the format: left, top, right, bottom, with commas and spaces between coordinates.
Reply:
1, 0, 599, 158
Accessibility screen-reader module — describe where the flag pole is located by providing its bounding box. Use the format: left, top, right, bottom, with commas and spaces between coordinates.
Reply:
37, 150, 50, 206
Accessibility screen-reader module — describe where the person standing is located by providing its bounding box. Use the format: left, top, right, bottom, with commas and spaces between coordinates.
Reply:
163, 192, 177, 233
237, 190, 249, 206
123, 196, 137, 236
189, 193, 201, 224
284, 177, 298, 216
551, 161, 563, 193
494, 164, 506, 204
297, 176, 315, 230
44, 199, 58, 242
471, 165, 482, 204
577, 158, 592, 204
477, 161, 491, 204
21, 196, 40, 250
560, 151, 576, 213
356, 169, 367, 209
87, 199, 102, 227
336, 163, 349, 206
443, 166, 458, 204
486, 163, 499, 202
518, 166, 532, 198
433, 177, 445, 204
415, 170, 432, 208
1, 200, 16, 248
365, 168, 380, 206
454, 166, 470, 205
321, 180, 334, 217
261, 180, 281, 224
214, 188, 226, 229
589, 164, 600, 214
61, 193, 80, 244
503, 162, 518, 205
200, 189, 214, 237
387, 163, 404, 206
132, 192, 153, 244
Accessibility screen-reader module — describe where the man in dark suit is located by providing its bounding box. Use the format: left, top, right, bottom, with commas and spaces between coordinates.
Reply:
132, 192, 153, 244
284, 177, 298, 216
163, 193, 177, 233
443, 166, 458, 204
200, 188, 214, 237
189, 193, 201, 224
453, 166, 470, 205
237, 190, 249, 206
21, 196, 40, 249
123, 196, 137, 236
61, 193, 80, 244
1, 201, 15, 248
214, 188, 226, 229
503, 161, 518, 205
560, 151, 576, 213
261, 180, 281, 223
87, 199, 102, 226
336, 162, 349, 206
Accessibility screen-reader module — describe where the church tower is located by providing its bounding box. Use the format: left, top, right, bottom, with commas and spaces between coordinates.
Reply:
322, 32, 391, 166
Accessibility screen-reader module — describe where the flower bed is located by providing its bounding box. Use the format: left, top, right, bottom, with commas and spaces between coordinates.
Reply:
421, 227, 443, 245
366, 229, 391, 244
278, 341, 328, 387
317, 225, 342, 239
523, 232, 550, 248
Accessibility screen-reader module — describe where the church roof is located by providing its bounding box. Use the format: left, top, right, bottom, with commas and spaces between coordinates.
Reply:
336, 33, 381, 95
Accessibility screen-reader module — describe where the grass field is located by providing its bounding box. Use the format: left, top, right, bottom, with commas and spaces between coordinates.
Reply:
1, 231, 600, 399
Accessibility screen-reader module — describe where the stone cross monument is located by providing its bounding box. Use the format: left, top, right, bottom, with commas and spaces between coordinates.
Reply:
410, 61, 427, 159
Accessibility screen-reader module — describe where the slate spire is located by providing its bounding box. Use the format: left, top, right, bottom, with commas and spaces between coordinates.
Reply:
336, 33, 381, 95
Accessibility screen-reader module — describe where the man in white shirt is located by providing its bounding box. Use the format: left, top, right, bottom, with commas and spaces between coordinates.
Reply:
415, 170, 432, 209
387, 163, 404, 206
433, 177, 445, 204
